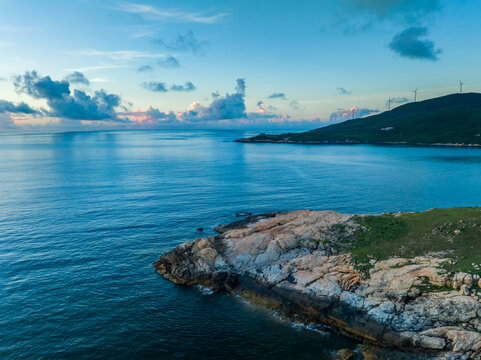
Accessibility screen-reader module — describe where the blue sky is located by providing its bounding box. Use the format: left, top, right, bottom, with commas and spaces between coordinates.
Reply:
1, 0, 481, 130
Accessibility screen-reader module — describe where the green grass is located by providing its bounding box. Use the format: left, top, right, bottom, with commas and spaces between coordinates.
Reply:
333, 207, 481, 275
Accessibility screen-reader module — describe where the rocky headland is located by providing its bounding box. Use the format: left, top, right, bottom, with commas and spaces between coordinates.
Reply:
154, 208, 481, 359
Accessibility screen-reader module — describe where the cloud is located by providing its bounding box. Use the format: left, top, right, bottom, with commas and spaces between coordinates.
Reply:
0, 113, 16, 129
267, 92, 286, 100
179, 79, 246, 122
289, 100, 300, 110
235, 78, 246, 95
157, 55, 180, 68
137, 56, 180, 72
125, 78, 290, 128
14, 71, 127, 122
337, 87, 351, 95
155, 31, 206, 54
142, 80, 196, 92
65, 71, 90, 86
121, 106, 178, 128
123, 106, 321, 130
142, 81, 168, 92
63, 64, 126, 73
391, 96, 409, 104
343, 0, 441, 20
170, 81, 196, 92
329, 106, 379, 122
90, 78, 109, 83
329, 1, 441, 39
74, 49, 170, 61
0, 100, 40, 114
15, 72, 70, 99
5, 75, 305, 130
115, 2, 228, 23
388, 26, 441, 60
137, 65, 154, 72
0, 98, 42, 129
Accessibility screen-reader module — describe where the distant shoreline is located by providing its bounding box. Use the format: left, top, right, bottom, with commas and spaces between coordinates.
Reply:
235, 138, 481, 148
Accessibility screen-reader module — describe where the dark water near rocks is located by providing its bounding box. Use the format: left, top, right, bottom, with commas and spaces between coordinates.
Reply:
2, 130, 481, 359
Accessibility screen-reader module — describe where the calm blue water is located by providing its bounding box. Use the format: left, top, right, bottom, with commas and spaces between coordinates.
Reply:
2, 130, 481, 360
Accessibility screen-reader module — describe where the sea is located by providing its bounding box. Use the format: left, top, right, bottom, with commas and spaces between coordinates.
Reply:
2, 130, 481, 359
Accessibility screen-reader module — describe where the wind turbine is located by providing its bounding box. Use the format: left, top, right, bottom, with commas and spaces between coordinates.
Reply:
413, 89, 418, 102
387, 97, 392, 111
459, 80, 465, 94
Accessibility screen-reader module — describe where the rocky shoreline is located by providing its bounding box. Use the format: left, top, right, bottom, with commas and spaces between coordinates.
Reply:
154, 210, 481, 359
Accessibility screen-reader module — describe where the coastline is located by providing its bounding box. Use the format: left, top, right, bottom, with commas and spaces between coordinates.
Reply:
235, 138, 481, 148
155, 209, 481, 359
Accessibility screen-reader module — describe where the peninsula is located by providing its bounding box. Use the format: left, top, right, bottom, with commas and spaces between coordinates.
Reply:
238, 93, 481, 147
155, 208, 481, 359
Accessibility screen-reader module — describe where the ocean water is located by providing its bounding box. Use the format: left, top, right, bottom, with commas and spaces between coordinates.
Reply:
2, 130, 481, 360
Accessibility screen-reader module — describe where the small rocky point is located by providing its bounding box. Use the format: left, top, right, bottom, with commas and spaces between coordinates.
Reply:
154, 210, 481, 359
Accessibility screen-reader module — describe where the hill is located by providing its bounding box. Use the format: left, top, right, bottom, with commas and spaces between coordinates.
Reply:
239, 93, 481, 146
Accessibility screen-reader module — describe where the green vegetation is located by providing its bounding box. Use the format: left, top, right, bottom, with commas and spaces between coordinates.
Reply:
333, 207, 481, 275
241, 93, 481, 145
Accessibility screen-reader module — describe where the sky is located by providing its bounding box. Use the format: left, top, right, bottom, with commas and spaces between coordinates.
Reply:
1, 0, 481, 131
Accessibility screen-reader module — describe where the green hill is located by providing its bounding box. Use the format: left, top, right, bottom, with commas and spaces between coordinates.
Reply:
239, 93, 481, 146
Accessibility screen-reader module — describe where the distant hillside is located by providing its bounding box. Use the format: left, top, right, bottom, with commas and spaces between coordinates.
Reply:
239, 93, 481, 146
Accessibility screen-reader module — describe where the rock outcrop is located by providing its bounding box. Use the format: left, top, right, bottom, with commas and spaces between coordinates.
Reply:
154, 210, 481, 359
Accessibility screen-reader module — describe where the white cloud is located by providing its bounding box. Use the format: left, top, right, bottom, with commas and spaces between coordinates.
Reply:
114, 2, 228, 24
63, 65, 128, 73
72, 49, 171, 61
90, 77, 109, 83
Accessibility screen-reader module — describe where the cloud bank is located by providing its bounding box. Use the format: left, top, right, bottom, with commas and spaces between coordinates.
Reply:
123, 78, 307, 129
3, 72, 370, 131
